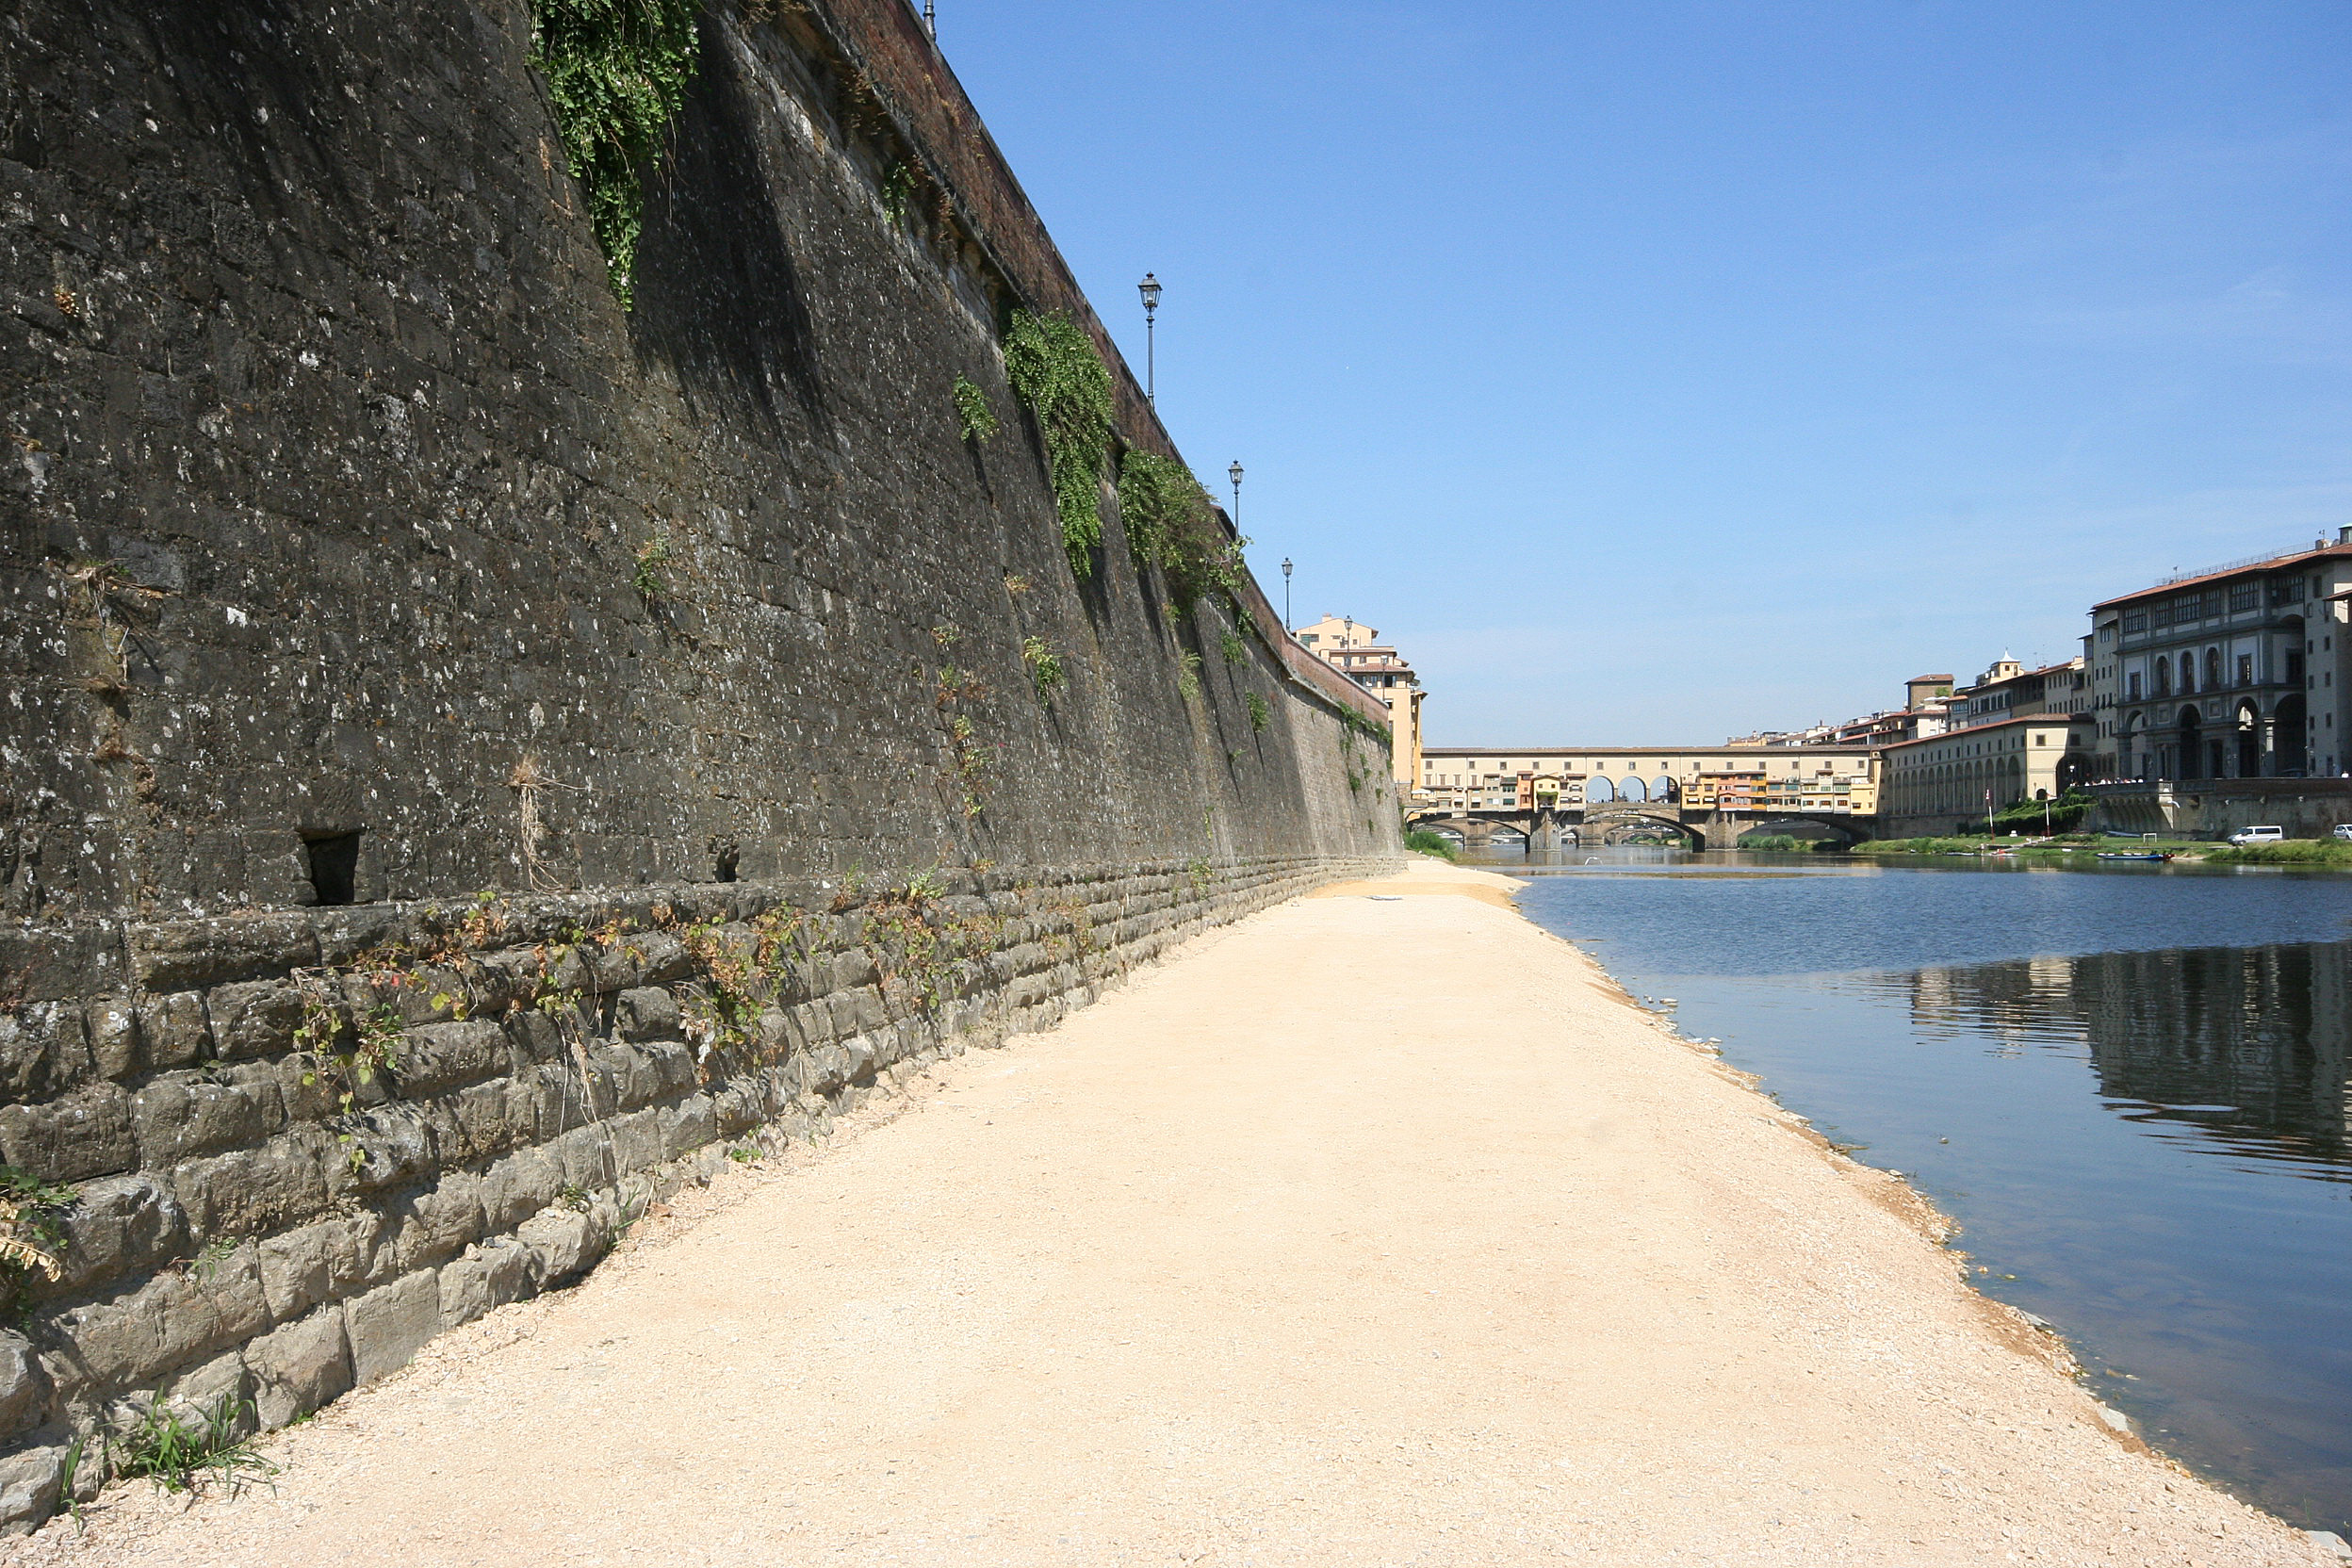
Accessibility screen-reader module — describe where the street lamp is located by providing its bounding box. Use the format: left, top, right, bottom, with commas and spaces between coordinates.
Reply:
1281, 558, 1293, 633
1227, 460, 1242, 526
1137, 273, 1161, 403
922, 0, 935, 38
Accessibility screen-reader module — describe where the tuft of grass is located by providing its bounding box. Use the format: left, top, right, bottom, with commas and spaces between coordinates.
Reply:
1021, 637, 1066, 702
1219, 628, 1247, 666
632, 530, 673, 599
1175, 650, 1202, 705
1245, 692, 1271, 734
117, 1393, 278, 1498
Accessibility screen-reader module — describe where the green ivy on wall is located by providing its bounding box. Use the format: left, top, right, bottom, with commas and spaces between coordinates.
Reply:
1117, 449, 1250, 618
1004, 310, 1114, 576
529, 0, 702, 308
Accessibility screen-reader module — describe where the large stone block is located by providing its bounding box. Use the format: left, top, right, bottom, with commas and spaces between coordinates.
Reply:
255, 1211, 390, 1322
608, 1107, 663, 1175
81, 998, 140, 1080
344, 1270, 439, 1384
388, 1169, 485, 1273
0, 1443, 63, 1536
0, 1335, 46, 1442
0, 1004, 90, 1104
515, 1205, 603, 1289
44, 1256, 270, 1395
613, 986, 679, 1042
169, 1129, 335, 1240
477, 1146, 562, 1234
161, 1348, 253, 1440
134, 989, 212, 1070
132, 1072, 274, 1167
394, 1020, 508, 1097
246, 1307, 352, 1429
56, 1173, 187, 1292
436, 1239, 531, 1330
203, 978, 311, 1060
132, 915, 318, 992
0, 1083, 135, 1181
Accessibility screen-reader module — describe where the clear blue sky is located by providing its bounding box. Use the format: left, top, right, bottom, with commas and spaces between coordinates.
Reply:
939, 1, 2350, 744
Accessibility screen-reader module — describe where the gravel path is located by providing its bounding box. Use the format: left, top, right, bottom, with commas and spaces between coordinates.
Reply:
10, 863, 2333, 1566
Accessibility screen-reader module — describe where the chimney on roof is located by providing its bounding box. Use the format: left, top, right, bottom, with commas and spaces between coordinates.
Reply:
2340, 525, 2351, 545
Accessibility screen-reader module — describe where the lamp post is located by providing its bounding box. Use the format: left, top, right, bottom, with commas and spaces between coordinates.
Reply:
1137, 273, 1161, 404
923, 0, 935, 38
1281, 558, 1293, 633
1227, 460, 1242, 527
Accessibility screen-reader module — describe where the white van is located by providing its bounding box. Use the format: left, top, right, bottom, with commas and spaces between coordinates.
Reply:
2228, 825, 2285, 845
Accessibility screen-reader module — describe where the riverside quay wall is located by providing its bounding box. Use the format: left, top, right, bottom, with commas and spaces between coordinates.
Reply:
0, 0, 1402, 1527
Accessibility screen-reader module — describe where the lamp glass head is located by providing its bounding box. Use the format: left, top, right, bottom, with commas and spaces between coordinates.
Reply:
1138, 273, 1161, 312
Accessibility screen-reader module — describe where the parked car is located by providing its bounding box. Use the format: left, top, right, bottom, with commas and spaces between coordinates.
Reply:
2333, 825, 2352, 841
2229, 825, 2285, 845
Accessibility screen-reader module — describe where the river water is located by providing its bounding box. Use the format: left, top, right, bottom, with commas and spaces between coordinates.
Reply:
1476, 847, 2352, 1535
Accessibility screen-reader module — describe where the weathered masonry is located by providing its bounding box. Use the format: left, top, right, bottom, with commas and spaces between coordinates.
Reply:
0, 0, 1400, 1527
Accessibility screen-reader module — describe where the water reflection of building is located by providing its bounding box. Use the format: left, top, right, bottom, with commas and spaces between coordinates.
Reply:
1903, 943, 2352, 1160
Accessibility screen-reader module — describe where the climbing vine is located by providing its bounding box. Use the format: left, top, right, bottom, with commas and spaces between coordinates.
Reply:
528, 0, 702, 308
1113, 451, 1197, 573
1003, 311, 1114, 576
1115, 450, 1251, 618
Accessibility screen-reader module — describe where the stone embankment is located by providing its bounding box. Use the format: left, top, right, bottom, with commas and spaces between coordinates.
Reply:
0, 855, 1391, 1529
11, 861, 2337, 1566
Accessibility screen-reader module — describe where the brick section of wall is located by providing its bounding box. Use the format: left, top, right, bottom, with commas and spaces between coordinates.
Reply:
0, 855, 1396, 1526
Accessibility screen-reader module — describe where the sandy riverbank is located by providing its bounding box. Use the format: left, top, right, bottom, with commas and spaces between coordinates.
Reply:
10, 859, 2334, 1566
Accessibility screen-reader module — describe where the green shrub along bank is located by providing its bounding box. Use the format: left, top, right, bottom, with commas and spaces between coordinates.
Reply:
1403, 829, 1459, 861
1850, 835, 2352, 868
2205, 841, 2352, 866
1989, 789, 2095, 834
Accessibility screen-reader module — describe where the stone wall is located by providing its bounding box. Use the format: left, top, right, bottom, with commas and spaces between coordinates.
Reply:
0, 0, 1405, 1528
2085, 779, 2352, 841
0, 854, 1389, 1525
0, 0, 1398, 917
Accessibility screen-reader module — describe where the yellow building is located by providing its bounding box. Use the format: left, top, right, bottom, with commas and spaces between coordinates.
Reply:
1877, 715, 2094, 836
1296, 614, 1424, 789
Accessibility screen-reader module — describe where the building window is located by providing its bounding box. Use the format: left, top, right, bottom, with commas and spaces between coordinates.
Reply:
2127, 671, 2142, 700
2122, 609, 2148, 634
2230, 582, 2260, 613
2238, 654, 2254, 687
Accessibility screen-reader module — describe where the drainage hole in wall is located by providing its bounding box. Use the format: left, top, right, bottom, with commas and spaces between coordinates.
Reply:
303, 831, 361, 906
